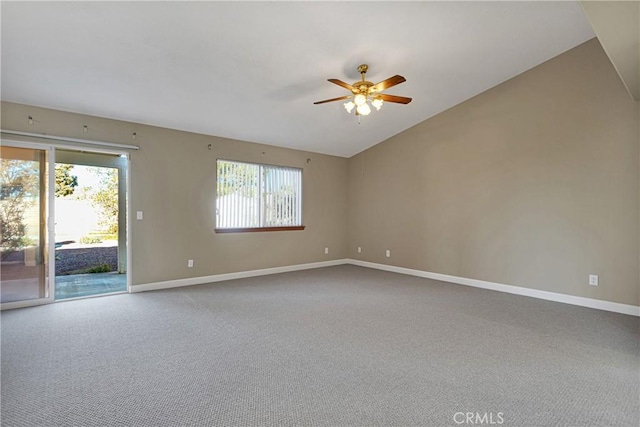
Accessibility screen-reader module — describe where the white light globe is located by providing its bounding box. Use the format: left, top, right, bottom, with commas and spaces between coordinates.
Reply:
356, 103, 371, 116
371, 98, 383, 110
344, 101, 355, 113
354, 94, 367, 106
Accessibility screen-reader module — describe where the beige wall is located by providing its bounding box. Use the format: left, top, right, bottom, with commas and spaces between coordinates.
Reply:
348, 39, 640, 306
1, 102, 349, 286
2, 38, 638, 306
580, 1, 640, 101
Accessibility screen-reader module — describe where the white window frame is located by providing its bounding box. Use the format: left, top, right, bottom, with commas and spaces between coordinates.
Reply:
215, 159, 304, 233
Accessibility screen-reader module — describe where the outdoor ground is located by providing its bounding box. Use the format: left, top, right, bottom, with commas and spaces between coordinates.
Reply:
1, 242, 118, 278
55, 242, 118, 275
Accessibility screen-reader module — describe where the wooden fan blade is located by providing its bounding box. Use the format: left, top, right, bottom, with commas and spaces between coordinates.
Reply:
328, 79, 354, 91
370, 75, 406, 93
378, 94, 412, 104
313, 95, 352, 105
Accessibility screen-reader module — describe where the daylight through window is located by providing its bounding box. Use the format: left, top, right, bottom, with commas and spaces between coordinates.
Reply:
215, 160, 303, 232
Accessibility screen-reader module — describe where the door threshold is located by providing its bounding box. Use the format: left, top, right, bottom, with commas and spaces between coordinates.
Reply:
55, 290, 128, 303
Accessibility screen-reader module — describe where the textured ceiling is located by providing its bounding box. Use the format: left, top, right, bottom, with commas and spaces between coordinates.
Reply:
1, 1, 595, 157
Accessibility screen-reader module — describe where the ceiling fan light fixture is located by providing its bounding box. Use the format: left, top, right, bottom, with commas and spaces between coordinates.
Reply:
344, 101, 355, 113
314, 64, 411, 119
356, 103, 371, 116
354, 93, 367, 106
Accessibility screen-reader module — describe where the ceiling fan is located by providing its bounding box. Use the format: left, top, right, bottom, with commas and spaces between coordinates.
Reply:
314, 64, 412, 116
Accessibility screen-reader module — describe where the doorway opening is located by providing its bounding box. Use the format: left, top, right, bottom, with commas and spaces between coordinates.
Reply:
54, 150, 127, 300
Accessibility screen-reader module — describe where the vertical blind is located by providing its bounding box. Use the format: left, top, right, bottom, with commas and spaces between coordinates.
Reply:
216, 160, 302, 229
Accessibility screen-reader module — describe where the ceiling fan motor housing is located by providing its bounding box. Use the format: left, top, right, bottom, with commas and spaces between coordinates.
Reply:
353, 82, 373, 95
354, 64, 374, 95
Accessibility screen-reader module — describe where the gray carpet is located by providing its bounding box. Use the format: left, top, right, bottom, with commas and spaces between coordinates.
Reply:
1, 265, 638, 426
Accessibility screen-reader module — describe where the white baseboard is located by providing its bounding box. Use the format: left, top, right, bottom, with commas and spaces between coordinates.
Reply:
131, 259, 350, 293
1, 298, 52, 311
132, 257, 639, 317
348, 259, 640, 317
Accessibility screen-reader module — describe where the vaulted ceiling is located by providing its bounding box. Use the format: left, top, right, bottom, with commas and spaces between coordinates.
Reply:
1, 1, 595, 157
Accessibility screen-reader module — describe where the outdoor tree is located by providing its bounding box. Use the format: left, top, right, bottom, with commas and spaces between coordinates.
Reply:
0, 159, 39, 258
55, 164, 78, 197
90, 168, 118, 235
0, 162, 79, 258
217, 161, 258, 197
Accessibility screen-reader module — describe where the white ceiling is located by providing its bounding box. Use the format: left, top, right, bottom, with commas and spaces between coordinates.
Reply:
1, 1, 595, 158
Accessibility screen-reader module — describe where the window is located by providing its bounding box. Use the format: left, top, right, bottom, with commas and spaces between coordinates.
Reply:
215, 160, 304, 232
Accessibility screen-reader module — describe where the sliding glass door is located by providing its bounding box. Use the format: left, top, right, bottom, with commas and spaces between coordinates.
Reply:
0, 145, 52, 305
1, 141, 130, 309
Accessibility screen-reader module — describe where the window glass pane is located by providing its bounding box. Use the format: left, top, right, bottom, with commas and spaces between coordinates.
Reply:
262, 165, 301, 227
216, 161, 259, 228
1, 146, 49, 303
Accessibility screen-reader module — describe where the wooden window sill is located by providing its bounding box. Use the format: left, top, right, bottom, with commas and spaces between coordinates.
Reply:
215, 226, 306, 234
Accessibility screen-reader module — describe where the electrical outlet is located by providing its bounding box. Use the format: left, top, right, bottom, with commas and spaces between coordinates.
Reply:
324, 247, 329, 254
385, 249, 391, 258
188, 259, 194, 268
136, 211, 143, 220
589, 274, 598, 286
357, 246, 362, 253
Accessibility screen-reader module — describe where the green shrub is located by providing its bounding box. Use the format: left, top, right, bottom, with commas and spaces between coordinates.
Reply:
79, 236, 102, 244
63, 263, 112, 275
84, 264, 111, 273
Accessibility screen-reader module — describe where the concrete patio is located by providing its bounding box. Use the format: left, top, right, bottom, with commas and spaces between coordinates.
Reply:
55, 272, 127, 300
